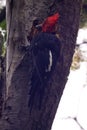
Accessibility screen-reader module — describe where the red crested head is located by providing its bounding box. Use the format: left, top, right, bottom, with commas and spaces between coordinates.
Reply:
42, 13, 60, 33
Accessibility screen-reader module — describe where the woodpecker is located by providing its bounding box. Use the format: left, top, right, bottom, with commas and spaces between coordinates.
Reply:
28, 12, 61, 111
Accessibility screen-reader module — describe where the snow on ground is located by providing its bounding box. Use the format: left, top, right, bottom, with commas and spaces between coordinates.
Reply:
52, 29, 87, 130
52, 118, 81, 130
76, 28, 87, 45
52, 62, 87, 130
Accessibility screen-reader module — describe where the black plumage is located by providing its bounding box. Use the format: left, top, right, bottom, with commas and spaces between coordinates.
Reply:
28, 32, 61, 110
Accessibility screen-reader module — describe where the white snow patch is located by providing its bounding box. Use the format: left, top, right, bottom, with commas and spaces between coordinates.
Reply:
76, 29, 87, 45
52, 118, 81, 130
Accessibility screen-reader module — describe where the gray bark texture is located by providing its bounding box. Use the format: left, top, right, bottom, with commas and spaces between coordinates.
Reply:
0, 0, 82, 130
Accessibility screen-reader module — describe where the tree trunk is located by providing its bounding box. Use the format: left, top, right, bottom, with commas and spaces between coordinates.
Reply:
0, 0, 82, 130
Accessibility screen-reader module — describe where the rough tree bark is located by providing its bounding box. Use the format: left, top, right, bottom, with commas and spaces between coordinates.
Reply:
0, 0, 82, 130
